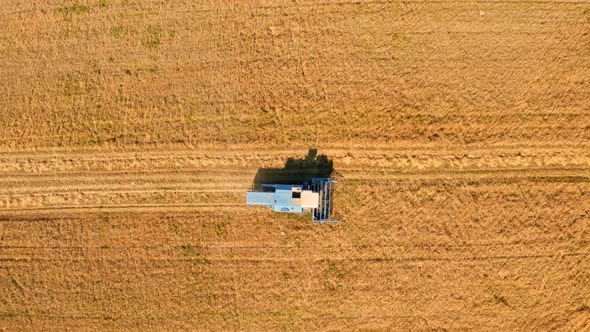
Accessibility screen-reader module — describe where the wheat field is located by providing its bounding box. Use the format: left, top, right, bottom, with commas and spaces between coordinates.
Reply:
1, 0, 589, 331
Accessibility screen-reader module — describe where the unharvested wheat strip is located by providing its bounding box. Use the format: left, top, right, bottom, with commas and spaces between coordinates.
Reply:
0, 147, 587, 161
0, 152, 587, 178
341, 168, 589, 179
0, 143, 589, 156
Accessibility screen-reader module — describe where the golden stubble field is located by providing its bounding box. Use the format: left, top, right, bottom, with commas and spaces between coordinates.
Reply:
1, 0, 590, 330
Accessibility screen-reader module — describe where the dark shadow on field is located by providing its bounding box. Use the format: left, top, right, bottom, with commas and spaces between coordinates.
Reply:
252, 149, 333, 190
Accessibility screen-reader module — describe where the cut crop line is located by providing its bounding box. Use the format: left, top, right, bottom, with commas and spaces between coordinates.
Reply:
0, 187, 246, 195
0, 171, 255, 181
0, 203, 244, 213
1, 143, 589, 156
0, 239, 587, 250
0, 252, 587, 264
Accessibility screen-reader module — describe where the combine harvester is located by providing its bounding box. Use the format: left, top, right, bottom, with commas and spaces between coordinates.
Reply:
246, 178, 337, 222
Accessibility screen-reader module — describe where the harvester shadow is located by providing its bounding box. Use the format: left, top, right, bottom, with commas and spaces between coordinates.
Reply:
252, 149, 333, 190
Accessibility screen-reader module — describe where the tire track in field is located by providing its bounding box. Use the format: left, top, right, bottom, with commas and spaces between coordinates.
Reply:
1, 251, 588, 265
